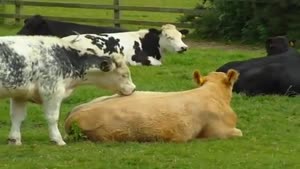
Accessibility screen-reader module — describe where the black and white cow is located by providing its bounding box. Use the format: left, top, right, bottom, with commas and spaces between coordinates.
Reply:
0, 36, 136, 145
62, 24, 189, 66
216, 45, 300, 96
17, 15, 128, 37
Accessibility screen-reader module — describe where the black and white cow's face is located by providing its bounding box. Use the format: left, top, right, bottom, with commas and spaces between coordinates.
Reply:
158, 24, 189, 53
87, 54, 136, 96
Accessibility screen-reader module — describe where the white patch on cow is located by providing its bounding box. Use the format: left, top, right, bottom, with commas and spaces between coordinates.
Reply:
148, 57, 162, 66
159, 24, 188, 53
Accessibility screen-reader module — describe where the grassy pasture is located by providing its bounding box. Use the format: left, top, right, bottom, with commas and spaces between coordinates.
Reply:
0, 0, 300, 169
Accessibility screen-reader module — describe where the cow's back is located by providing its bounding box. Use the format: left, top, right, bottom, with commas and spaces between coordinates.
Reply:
217, 49, 300, 95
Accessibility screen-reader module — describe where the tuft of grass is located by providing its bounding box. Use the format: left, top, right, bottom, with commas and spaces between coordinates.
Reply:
66, 122, 87, 142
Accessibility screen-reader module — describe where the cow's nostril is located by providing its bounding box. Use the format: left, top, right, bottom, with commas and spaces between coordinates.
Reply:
181, 47, 187, 51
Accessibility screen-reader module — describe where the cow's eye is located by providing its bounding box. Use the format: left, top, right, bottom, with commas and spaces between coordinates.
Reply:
122, 74, 128, 78
167, 37, 174, 40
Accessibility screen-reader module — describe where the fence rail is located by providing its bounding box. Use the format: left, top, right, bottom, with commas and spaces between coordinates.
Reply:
0, 0, 204, 28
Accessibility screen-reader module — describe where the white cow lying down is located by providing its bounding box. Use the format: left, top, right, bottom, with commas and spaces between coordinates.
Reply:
65, 69, 243, 142
0, 35, 136, 145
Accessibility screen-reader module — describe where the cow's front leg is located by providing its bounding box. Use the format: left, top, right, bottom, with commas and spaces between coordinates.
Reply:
147, 57, 162, 66
8, 98, 27, 145
42, 96, 66, 146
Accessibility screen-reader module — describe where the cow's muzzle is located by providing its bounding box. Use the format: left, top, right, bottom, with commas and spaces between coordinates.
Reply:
177, 47, 188, 53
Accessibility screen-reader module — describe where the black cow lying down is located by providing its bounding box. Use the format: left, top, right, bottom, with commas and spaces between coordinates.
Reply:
217, 46, 300, 96
17, 15, 128, 37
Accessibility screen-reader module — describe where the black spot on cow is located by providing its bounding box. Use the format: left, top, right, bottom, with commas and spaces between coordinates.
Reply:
140, 29, 162, 60
84, 35, 123, 55
131, 41, 151, 66
48, 45, 113, 79
87, 48, 97, 55
0, 43, 27, 88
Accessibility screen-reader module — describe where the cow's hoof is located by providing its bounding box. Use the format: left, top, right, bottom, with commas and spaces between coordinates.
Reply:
233, 128, 243, 137
7, 138, 22, 146
51, 140, 67, 146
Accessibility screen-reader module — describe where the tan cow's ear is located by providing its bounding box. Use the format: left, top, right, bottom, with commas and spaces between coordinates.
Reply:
193, 70, 205, 85
227, 69, 239, 85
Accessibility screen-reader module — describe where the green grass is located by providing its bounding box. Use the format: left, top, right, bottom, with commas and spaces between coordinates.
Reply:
0, 0, 300, 169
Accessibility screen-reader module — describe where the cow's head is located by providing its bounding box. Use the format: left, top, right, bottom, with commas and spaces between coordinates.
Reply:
193, 69, 239, 89
157, 24, 189, 53
265, 36, 297, 56
86, 54, 136, 96
17, 15, 51, 36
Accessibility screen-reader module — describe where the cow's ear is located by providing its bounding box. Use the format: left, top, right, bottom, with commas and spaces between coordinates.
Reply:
149, 28, 161, 35
99, 59, 112, 72
193, 70, 205, 86
265, 38, 272, 46
24, 18, 29, 24
180, 29, 189, 36
226, 69, 239, 85
289, 40, 296, 47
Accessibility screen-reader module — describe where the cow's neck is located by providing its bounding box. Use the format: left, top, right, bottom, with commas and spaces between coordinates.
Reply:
197, 82, 233, 105
140, 32, 162, 60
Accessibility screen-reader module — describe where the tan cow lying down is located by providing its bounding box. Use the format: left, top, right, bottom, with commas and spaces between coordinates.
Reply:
65, 69, 243, 142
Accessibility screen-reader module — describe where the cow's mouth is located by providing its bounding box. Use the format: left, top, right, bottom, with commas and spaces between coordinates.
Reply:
119, 88, 136, 96
177, 47, 188, 54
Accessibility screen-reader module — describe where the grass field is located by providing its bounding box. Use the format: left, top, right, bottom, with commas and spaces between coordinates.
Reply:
0, 0, 300, 169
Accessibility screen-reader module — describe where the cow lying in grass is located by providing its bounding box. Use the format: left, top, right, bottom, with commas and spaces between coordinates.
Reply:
0, 36, 136, 145
62, 24, 189, 66
65, 69, 242, 142
17, 15, 128, 37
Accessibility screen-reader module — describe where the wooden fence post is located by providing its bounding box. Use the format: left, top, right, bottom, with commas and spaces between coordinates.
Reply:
113, 0, 120, 27
15, 0, 21, 24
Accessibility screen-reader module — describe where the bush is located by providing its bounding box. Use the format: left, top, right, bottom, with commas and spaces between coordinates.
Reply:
181, 0, 300, 42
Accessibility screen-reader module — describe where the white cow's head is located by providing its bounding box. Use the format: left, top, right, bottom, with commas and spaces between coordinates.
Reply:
86, 53, 136, 96
158, 24, 189, 53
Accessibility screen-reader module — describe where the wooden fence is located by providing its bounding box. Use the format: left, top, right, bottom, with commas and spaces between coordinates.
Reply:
0, 0, 204, 28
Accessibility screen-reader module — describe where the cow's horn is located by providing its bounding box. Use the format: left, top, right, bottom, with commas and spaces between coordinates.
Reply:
70, 31, 81, 43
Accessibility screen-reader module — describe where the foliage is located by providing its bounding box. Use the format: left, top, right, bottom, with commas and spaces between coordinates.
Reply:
181, 0, 300, 42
